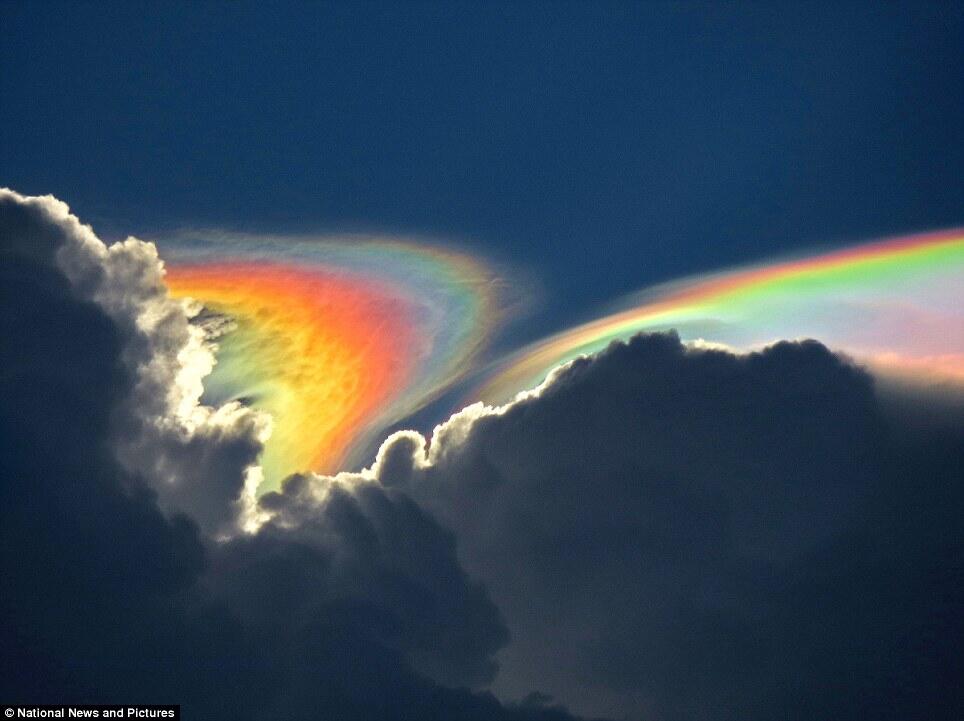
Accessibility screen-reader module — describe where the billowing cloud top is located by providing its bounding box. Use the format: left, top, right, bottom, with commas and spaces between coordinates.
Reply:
0, 189, 587, 719
310, 333, 964, 720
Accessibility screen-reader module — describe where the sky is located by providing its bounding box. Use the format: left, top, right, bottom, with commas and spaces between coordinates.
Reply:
4, 1, 962, 331
2, 3, 963, 721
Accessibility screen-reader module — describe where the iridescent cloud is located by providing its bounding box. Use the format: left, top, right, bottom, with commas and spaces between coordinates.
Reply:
162, 234, 501, 490
475, 229, 964, 404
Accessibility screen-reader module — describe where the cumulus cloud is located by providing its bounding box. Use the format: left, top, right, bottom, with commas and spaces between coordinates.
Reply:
5, 189, 961, 721
311, 333, 964, 721
0, 190, 589, 720
0, 188, 266, 534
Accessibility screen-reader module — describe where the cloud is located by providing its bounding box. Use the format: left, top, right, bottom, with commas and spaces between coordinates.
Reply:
241, 474, 508, 691
0, 190, 589, 720
5, 188, 961, 720
320, 333, 964, 721
0, 188, 267, 534
1, 188, 217, 703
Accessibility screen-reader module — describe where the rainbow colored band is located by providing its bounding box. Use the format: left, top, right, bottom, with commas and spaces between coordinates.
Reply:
163, 235, 499, 490
475, 229, 964, 404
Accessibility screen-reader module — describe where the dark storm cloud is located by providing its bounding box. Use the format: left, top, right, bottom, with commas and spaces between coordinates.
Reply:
336, 334, 964, 721
0, 191, 588, 721
1, 190, 215, 703
4, 189, 962, 721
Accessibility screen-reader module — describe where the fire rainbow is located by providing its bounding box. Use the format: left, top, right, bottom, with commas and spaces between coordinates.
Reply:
162, 234, 501, 491
475, 229, 964, 405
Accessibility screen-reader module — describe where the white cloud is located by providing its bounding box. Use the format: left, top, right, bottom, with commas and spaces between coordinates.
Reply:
1, 188, 267, 534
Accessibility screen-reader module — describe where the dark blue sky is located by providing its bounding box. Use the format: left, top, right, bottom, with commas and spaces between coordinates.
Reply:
2, 1, 962, 340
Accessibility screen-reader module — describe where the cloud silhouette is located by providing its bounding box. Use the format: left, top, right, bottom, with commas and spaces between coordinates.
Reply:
0, 190, 588, 721
0, 188, 267, 535
4, 189, 961, 721
321, 333, 964, 721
